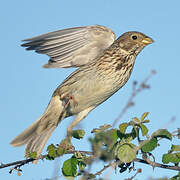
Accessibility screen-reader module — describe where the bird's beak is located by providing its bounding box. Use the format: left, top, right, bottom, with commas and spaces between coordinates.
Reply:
141, 37, 154, 45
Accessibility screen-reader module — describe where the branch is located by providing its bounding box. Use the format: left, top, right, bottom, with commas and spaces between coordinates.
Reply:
93, 158, 180, 178
0, 150, 93, 173
1, 150, 180, 173
134, 158, 180, 171
92, 157, 180, 178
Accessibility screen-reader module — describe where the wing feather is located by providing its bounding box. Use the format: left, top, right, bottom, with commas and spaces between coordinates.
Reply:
21, 25, 116, 68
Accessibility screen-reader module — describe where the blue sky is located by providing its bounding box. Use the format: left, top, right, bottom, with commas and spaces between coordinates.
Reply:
1, 0, 180, 179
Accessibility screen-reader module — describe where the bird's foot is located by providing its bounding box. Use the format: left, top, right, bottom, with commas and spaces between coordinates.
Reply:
59, 135, 75, 152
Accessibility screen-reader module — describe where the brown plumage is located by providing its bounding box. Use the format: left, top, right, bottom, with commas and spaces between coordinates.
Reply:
10, 25, 153, 162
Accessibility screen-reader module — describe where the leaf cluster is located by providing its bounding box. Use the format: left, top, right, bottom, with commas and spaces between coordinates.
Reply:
60, 113, 179, 179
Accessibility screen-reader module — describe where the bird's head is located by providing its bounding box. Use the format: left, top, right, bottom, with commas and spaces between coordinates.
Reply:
117, 31, 154, 55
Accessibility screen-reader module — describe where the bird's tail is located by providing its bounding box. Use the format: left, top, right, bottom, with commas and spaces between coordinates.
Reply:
10, 95, 63, 163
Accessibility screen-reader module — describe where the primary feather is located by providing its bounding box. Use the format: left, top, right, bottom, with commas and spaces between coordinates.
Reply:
21, 25, 116, 68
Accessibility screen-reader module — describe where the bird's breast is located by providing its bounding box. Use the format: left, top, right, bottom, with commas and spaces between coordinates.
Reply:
64, 61, 135, 115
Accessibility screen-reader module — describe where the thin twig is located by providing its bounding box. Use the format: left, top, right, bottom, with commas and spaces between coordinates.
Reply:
1, 158, 34, 170
113, 70, 156, 127
94, 162, 115, 176
134, 158, 180, 171
125, 168, 142, 180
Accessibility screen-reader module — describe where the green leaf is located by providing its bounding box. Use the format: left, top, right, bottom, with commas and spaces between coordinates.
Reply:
141, 138, 158, 153
143, 120, 150, 123
72, 130, 85, 139
57, 146, 64, 156
119, 123, 129, 134
48, 148, 57, 158
28, 152, 37, 159
117, 143, 137, 163
91, 124, 111, 133
162, 153, 180, 164
140, 124, 148, 136
141, 112, 149, 121
45, 155, 54, 160
47, 144, 56, 151
91, 128, 101, 133
171, 145, 180, 152
96, 129, 119, 152
132, 117, 140, 123
109, 129, 119, 143
74, 152, 86, 162
47, 144, 58, 158
62, 157, 78, 177
99, 124, 112, 130
78, 161, 86, 171
152, 129, 172, 140
85, 174, 96, 179
117, 128, 137, 141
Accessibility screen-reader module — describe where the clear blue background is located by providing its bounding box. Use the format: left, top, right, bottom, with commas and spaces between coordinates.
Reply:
1, 0, 179, 179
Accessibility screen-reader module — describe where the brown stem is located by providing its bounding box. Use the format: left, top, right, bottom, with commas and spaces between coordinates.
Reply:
0, 150, 93, 171
113, 70, 156, 127
1, 151, 180, 173
134, 158, 180, 171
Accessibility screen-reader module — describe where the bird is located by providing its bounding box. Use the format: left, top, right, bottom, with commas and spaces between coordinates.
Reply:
10, 25, 153, 162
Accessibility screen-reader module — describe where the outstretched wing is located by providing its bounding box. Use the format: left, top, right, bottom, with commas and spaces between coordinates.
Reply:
21, 25, 116, 68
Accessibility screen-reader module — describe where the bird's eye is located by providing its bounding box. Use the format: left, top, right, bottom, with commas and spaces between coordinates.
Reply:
132, 35, 138, 40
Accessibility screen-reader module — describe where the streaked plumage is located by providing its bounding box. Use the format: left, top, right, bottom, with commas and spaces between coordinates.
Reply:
11, 25, 153, 163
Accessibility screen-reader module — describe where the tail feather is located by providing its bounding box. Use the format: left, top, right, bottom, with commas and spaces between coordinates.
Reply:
25, 126, 56, 164
10, 117, 41, 147
10, 96, 63, 162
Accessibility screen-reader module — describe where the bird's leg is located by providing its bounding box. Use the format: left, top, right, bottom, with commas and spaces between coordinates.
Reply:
59, 94, 94, 148
59, 94, 78, 122
58, 95, 77, 150
67, 106, 95, 138
59, 106, 95, 150
69, 94, 78, 106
